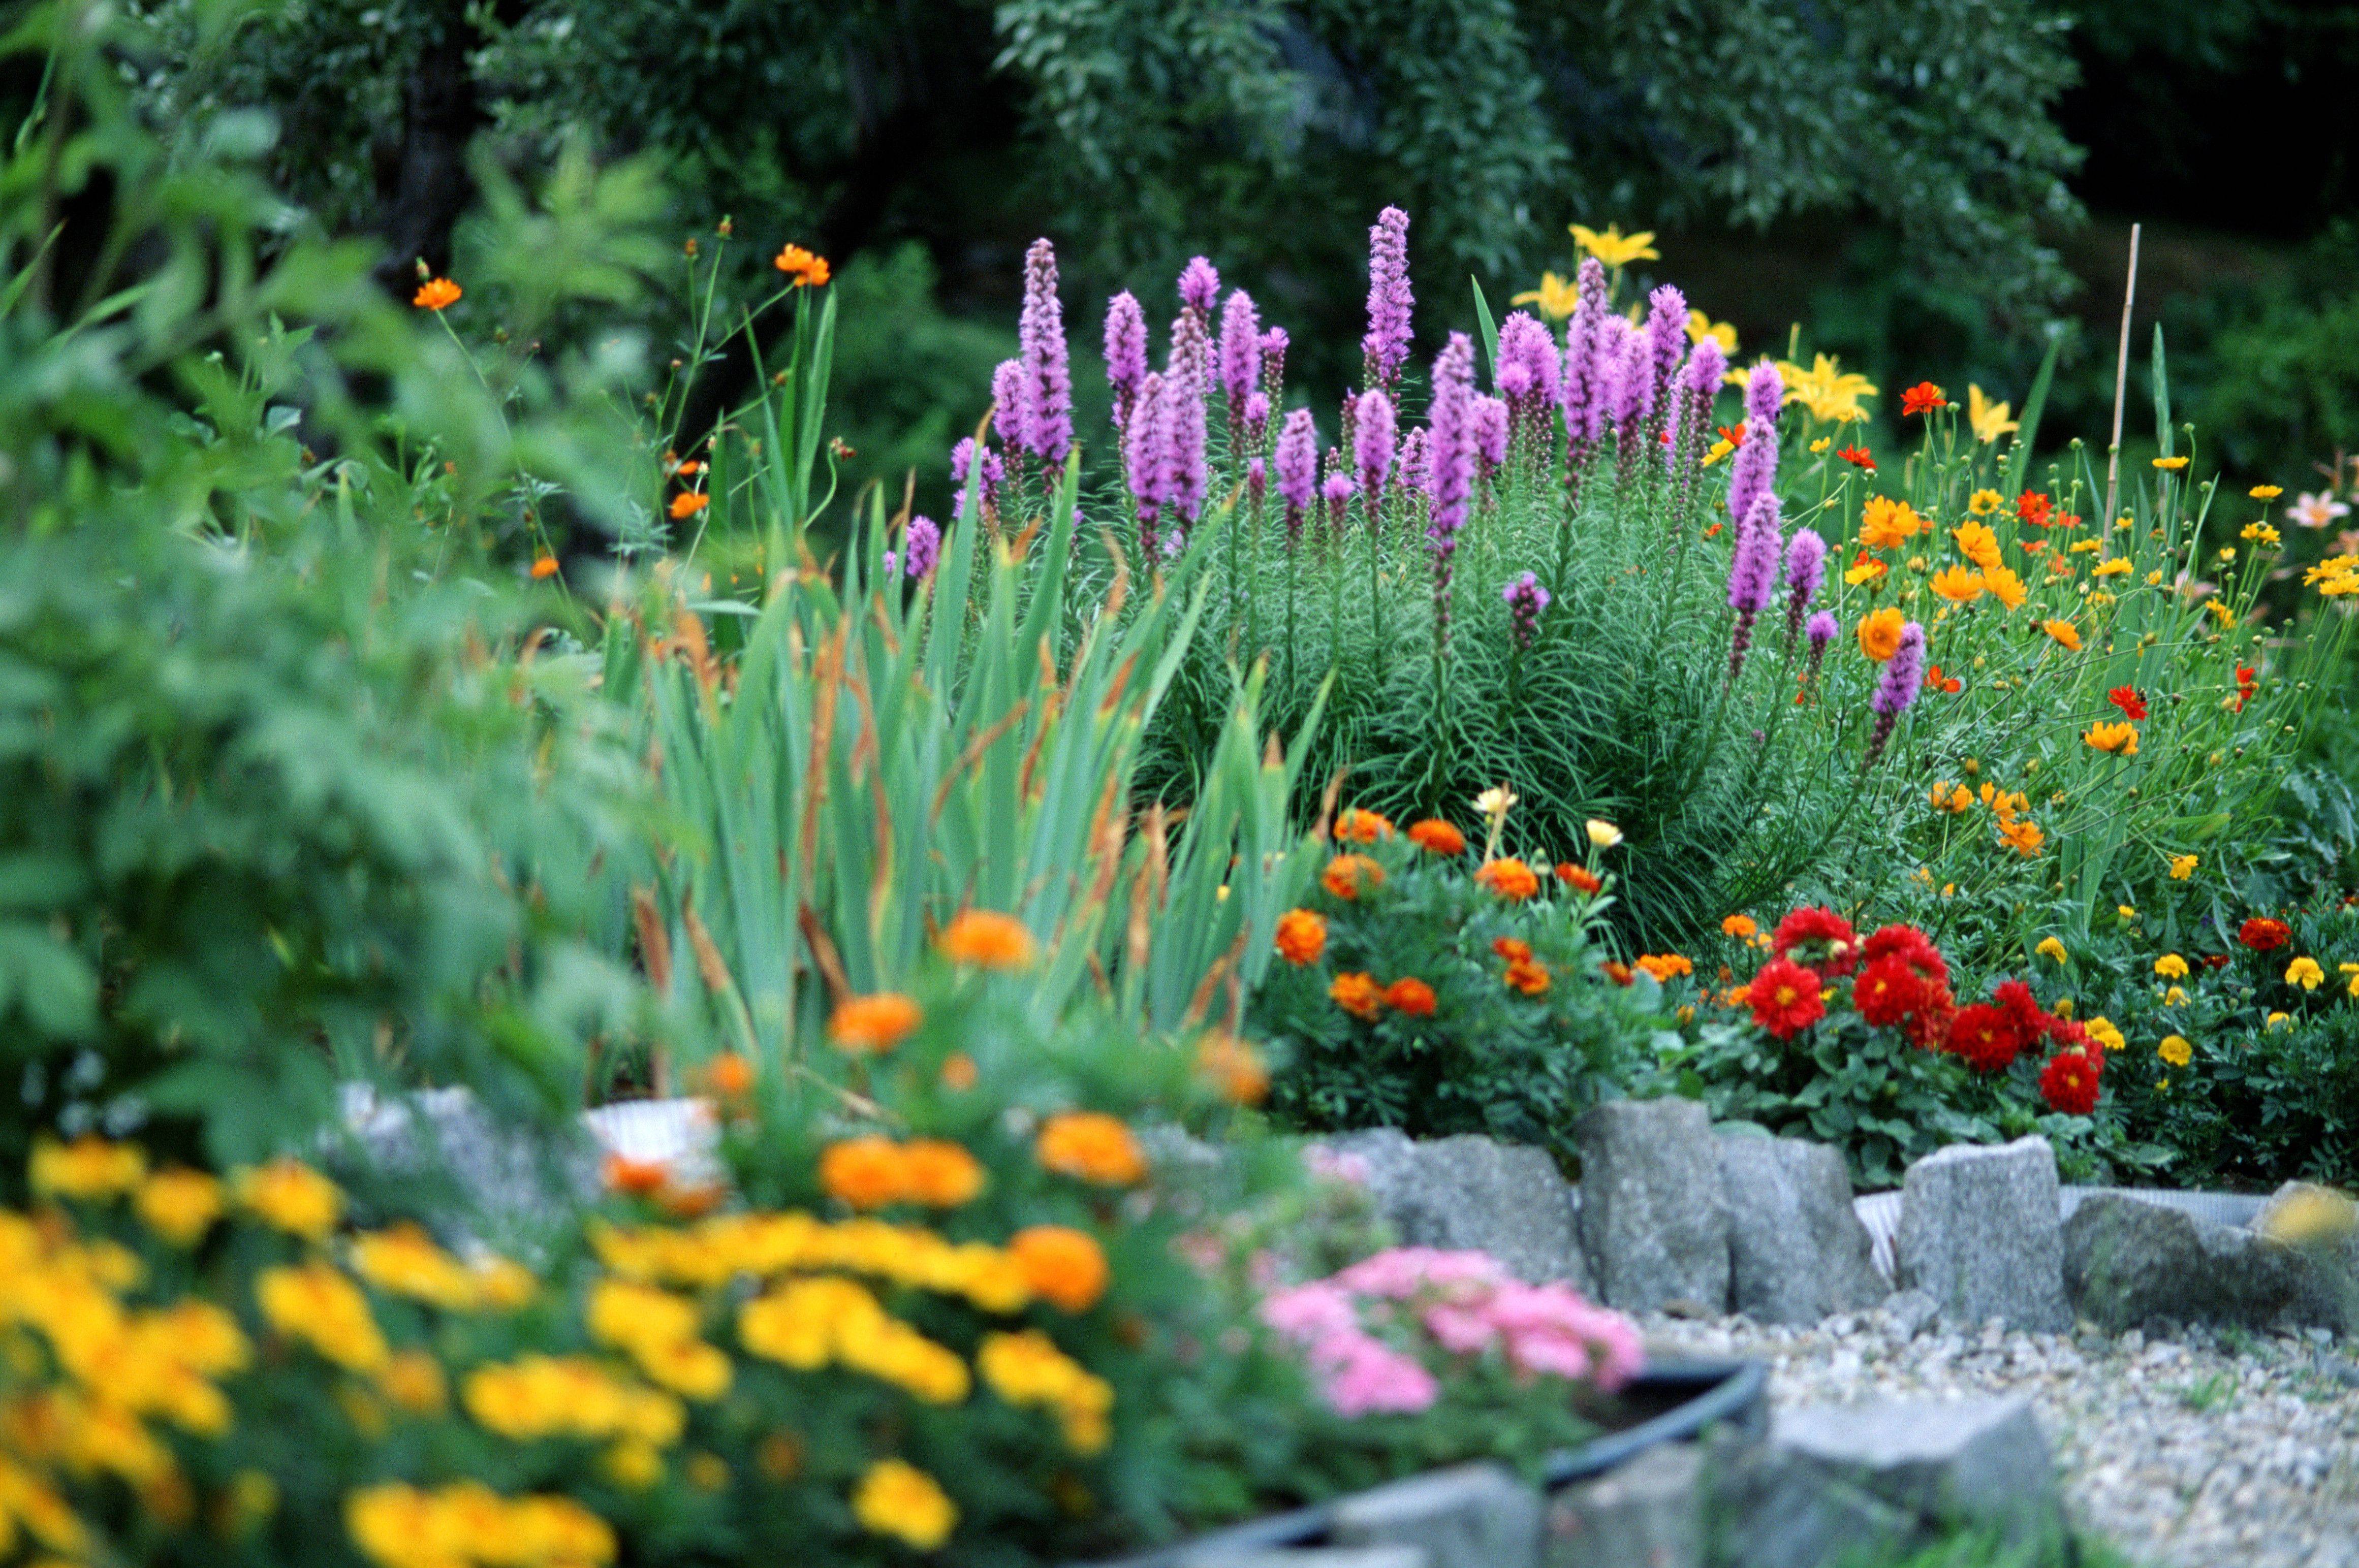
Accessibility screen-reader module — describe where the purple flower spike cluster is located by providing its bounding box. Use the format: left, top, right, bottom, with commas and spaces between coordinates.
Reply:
1725, 492, 1785, 681
900, 515, 941, 581
1669, 336, 1726, 477
1156, 310, 1210, 538
1472, 396, 1509, 474
1124, 370, 1168, 555
1643, 284, 1688, 417
951, 437, 1002, 522
1103, 291, 1148, 433
1495, 311, 1561, 451
1276, 408, 1318, 548
1362, 207, 1414, 391
1781, 528, 1827, 641
1017, 239, 1072, 464
1397, 426, 1430, 504
1218, 290, 1262, 420
1246, 456, 1267, 505
1723, 358, 1784, 527
1178, 256, 1220, 315
991, 359, 1026, 449
1558, 258, 1611, 447
1354, 390, 1395, 517
1866, 621, 1927, 763
1424, 332, 1479, 644
1502, 571, 1550, 650
1260, 326, 1288, 399
1804, 610, 1839, 689
1320, 466, 1355, 539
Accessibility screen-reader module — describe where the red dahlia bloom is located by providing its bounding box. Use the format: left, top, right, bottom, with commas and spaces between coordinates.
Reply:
2038, 1048, 2103, 1116
1748, 957, 1826, 1040
1946, 1003, 2026, 1073
1862, 923, 1947, 985
1900, 381, 1947, 417
2106, 686, 2148, 721
1852, 955, 1926, 1027
2238, 917, 2291, 951
1771, 906, 1860, 976
1993, 979, 2045, 1036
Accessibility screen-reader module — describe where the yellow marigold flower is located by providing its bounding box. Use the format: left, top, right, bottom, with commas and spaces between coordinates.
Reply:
854, 1458, 958, 1550
939, 910, 1037, 970
1997, 817, 2045, 858
350, 1224, 481, 1310
2153, 953, 2189, 980
1274, 908, 1328, 965
1860, 495, 1923, 550
2069, 538, 2102, 554
2267, 1011, 2291, 1031
633, 1336, 733, 1402
1511, 271, 1579, 320
1928, 782, 1971, 813
1930, 565, 1985, 603
234, 1159, 343, 1241
2036, 937, 2068, 963
2152, 455, 2190, 471
2040, 619, 2082, 651
1950, 520, 2003, 571
978, 1329, 1115, 1453
2241, 523, 2280, 545
256, 1261, 388, 1372
1570, 222, 1658, 267
411, 277, 461, 311
2163, 985, 2187, 1006
1010, 1226, 1110, 1313
31, 1134, 148, 1200
1035, 1112, 1146, 1186
2084, 720, 2139, 756
131, 1168, 224, 1254
2090, 557, 2131, 578
1857, 607, 1906, 662
2286, 956, 2326, 990
2169, 854, 2198, 880
828, 993, 923, 1054
1844, 554, 1889, 585
2157, 1034, 2192, 1067
2250, 484, 2283, 500
376, 1350, 449, 1415
2147, 569, 2164, 585
2085, 1016, 2126, 1052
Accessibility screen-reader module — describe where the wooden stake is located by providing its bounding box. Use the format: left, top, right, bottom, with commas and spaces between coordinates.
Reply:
2101, 223, 2143, 529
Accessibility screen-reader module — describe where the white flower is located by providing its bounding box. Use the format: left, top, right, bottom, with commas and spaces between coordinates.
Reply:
1473, 786, 1519, 819
1586, 819, 1624, 850
2288, 491, 2351, 529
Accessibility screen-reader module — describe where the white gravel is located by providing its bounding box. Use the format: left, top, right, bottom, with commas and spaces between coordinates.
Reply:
1639, 1303, 2359, 1567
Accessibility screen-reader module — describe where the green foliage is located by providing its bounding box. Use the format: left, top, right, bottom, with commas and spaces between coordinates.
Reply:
1250, 832, 1670, 1168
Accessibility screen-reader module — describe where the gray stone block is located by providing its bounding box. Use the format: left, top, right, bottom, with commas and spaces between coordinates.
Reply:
1545, 1442, 1703, 1568
1895, 1138, 2070, 1332
1879, 1289, 1941, 1341
1321, 1130, 1587, 1288
1576, 1099, 1731, 1314
1708, 1444, 1924, 1568
1769, 1396, 2064, 1547
2256, 1181, 2359, 1322
1330, 1462, 1542, 1568
1184, 1551, 1428, 1568
1715, 1131, 1889, 1324
2067, 1193, 2353, 1335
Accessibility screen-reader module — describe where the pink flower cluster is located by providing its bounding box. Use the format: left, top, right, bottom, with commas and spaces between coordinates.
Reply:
1257, 1247, 1645, 1418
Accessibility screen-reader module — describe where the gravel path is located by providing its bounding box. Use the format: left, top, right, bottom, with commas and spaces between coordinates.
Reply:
1638, 1303, 2359, 1568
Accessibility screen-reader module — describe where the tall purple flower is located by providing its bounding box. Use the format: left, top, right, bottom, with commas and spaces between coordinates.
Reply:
1425, 332, 1479, 645
1781, 528, 1827, 642
1865, 622, 1927, 764
900, 515, 942, 581
1804, 610, 1838, 689
1671, 338, 1726, 470
991, 359, 1026, 449
1019, 239, 1072, 463
1103, 290, 1148, 434
1472, 395, 1509, 473
1218, 290, 1263, 419
1643, 284, 1687, 417
1724, 361, 1784, 528
1276, 408, 1318, 548
1178, 256, 1220, 315
1247, 456, 1267, 505
1260, 326, 1289, 400
1502, 571, 1550, 651
1496, 310, 1561, 453
1743, 358, 1784, 426
1559, 258, 1610, 447
1397, 426, 1430, 502
1241, 391, 1271, 451
1725, 493, 1784, 681
1126, 370, 1168, 558
1354, 389, 1396, 518
951, 437, 1002, 522
1158, 311, 1210, 533
1321, 467, 1355, 541
1361, 206, 1414, 391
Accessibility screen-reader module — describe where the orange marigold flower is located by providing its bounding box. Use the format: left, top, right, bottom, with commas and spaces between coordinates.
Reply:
1035, 1112, 1146, 1186
1601, 961, 1635, 986
1330, 971, 1386, 1021
1998, 817, 2046, 858
1335, 807, 1395, 843
1196, 1032, 1270, 1104
704, 1052, 755, 1098
1381, 977, 1437, 1017
1899, 381, 1947, 417
1492, 936, 1533, 962
1859, 496, 1923, 551
1322, 855, 1386, 901
1857, 607, 1906, 662
1556, 863, 1602, 895
1950, 521, 2002, 571
1273, 908, 1328, 966
1473, 858, 1540, 900
604, 1154, 669, 1197
1721, 914, 1758, 940
818, 1136, 906, 1209
773, 244, 831, 287
670, 492, 709, 521
940, 910, 1037, 969
1504, 956, 1552, 996
899, 1139, 987, 1207
1637, 952, 1693, 982
2040, 619, 2081, 651
530, 555, 560, 580
939, 1053, 979, 1091
412, 277, 461, 311
1406, 818, 1466, 855
828, 993, 923, 1054
1010, 1226, 1110, 1313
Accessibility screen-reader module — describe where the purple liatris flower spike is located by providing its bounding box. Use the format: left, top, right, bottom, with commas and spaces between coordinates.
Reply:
1260, 326, 1288, 399
1599, 317, 1646, 434
1472, 395, 1509, 471
951, 437, 1002, 521
1559, 258, 1611, 445
1354, 390, 1396, 513
1242, 391, 1271, 450
1425, 332, 1479, 642
1179, 256, 1220, 315
1362, 206, 1414, 390
1502, 571, 1550, 650
1126, 369, 1168, 556
991, 358, 1027, 448
1644, 284, 1687, 413
1803, 608, 1838, 690
1682, 338, 1727, 402
1159, 311, 1210, 528
1247, 456, 1267, 504
1218, 290, 1262, 416
902, 515, 941, 580
1397, 426, 1430, 500
1781, 527, 1826, 639
1019, 239, 1072, 463
1277, 408, 1318, 545
1865, 621, 1926, 763
1104, 291, 1148, 432
1743, 358, 1783, 426
1321, 468, 1355, 539
1723, 380, 1781, 528
1724, 493, 1783, 681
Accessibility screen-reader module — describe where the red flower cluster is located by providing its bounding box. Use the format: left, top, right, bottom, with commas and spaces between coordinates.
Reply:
1770, 906, 1859, 976
2106, 686, 2148, 721
1925, 663, 1964, 695
1748, 957, 1825, 1039
1944, 979, 2082, 1077
2231, 665, 2258, 713
1850, 924, 1954, 1045
1837, 445, 1875, 472
2238, 916, 2291, 952
2016, 491, 2055, 528
1900, 381, 1947, 418
2038, 1046, 2103, 1116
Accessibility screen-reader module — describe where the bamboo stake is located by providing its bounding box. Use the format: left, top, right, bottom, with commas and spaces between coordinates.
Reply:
2101, 222, 2143, 529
